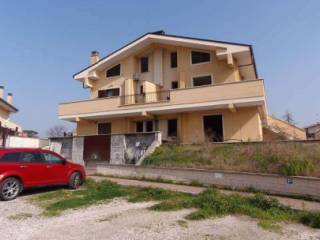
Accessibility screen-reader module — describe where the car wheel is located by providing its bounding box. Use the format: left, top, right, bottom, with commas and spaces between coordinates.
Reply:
0, 177, 22, 201
68, 172, 82, 189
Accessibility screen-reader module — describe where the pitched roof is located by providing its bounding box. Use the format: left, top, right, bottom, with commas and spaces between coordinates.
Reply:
73, 31, 258, 80
0, 97, 18, 113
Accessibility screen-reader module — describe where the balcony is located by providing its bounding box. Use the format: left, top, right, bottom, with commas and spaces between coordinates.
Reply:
121, 91, 171, 105
59, 79, 266, 121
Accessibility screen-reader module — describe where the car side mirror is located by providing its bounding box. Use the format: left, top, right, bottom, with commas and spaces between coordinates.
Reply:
62, 159, 67, 165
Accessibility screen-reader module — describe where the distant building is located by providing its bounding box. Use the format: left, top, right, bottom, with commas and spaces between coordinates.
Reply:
0, 86, 21, 146
305, 123, 320, 140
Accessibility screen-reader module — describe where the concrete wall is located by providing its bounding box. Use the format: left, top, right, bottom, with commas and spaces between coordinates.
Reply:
6, 136, 49, 148
89, 164, 320, 200
265, 115, 306, 140
110, 132, 161, 165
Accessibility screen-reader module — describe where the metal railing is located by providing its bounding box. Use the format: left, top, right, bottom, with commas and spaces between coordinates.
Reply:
121, 90, 171, 105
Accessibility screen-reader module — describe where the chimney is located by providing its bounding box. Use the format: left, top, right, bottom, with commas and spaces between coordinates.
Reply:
7, 93, 13, 104
90, 51, 100, 65
0, 86, 4, 98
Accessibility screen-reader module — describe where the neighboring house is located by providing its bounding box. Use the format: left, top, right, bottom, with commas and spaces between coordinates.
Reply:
0, 86, 22, 146
0, 86, 21, 132
305, 123, 320, 140
59, 31, 268, 145
263, 115, 306, 140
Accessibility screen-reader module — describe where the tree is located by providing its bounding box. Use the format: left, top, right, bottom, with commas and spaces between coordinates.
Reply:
282, 110, 295, 124
47, 125, 68, 138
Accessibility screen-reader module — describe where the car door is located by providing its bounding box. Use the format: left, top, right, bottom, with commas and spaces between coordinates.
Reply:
41, 152, 68, 184
19, 152, 50, 187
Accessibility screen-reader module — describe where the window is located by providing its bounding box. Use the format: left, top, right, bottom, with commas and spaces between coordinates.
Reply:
0, 152, 21, 163
146, 121, 153, 132
171, 81, 178, 89
42, 153, 64, 164
170, 52, 177, 68
136, 121, 143, 133
106, 64, 121, 77
193, 75, 212, 87
140, 57, 149, 73
98, 123, 111, 135
191, 51, 211, 64
20, 152, 43, 163
168, 119, 177, 137
98, 88, 120, 98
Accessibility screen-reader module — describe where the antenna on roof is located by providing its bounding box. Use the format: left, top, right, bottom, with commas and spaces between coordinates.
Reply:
152, 30, 165, 35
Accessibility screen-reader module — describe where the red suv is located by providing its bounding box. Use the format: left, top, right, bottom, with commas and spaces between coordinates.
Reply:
0, 148, 86, 201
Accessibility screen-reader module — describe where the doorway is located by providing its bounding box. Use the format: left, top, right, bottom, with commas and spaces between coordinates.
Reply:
203, 115, 223, 142
83, 135, 110, 163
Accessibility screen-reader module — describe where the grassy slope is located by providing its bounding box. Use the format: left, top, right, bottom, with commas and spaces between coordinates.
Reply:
31, 180, 320, 230
142, 143, 320, 177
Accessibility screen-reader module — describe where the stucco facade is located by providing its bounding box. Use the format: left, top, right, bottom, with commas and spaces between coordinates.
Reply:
59, 31, 267, 143
0, 89, 21, 132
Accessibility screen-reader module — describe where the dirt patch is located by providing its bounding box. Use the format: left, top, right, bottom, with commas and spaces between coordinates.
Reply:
0, 195, 319, 240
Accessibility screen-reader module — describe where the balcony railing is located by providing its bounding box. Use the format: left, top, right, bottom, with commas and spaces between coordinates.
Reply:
120, 90, 171, 105
59, 80, 266, 119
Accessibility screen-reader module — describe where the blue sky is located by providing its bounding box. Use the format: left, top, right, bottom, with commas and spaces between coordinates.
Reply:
0, 0, 319, 136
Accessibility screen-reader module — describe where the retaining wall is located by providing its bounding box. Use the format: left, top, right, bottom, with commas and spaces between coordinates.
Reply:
87, 163, 320, 200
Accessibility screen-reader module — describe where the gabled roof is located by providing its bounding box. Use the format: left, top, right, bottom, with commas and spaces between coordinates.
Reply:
73, 31, 258, 80
0, 98, 18, 113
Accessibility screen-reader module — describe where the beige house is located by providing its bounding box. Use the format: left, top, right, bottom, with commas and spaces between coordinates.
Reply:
59, 31, 280, 144
0, 86, 21, 132
305, 123, 320, 140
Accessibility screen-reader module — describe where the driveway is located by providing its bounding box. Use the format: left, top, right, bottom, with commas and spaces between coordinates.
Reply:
0, 190, 320, 240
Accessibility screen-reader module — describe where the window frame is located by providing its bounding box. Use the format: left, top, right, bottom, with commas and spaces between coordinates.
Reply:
97, 122, 112, 135
20, 152, 44, 163
146, 120, 153, 132
106, 64, 121, 78
171, 81, 178, 89
136, 121, 144, 133
170, 52, 177, 68
190, 50, 211, 65
41, 152, 65, 164
192, 74, 213, 87
167, 119, 178, 137
140, 57, 149, 73
98, 88, 120, 98
0, 152, 22, 163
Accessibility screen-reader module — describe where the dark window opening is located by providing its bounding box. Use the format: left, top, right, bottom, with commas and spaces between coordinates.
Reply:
140, 85, 144, 94
193, 75, 212, 87
106, 64, 121, 77
146, 121, 153, 132
140, 57, 149, 73
203, 115, 223, 142
21, 152, 43, 163
136, 121, 143, 133
0, 152, 21, 162
98, 88, 120, 98
171, 81, 178, 89
168, 119, 177, 137
98, 123, 111, 135
170, 52, 177, 68
42, 153, 64, 164
191, 51, 211, 64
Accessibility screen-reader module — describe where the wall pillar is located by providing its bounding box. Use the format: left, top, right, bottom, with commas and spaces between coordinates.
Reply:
72, 137, 84, 165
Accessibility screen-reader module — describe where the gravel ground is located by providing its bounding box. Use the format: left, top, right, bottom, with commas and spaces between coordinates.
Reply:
0, 193, 320, 240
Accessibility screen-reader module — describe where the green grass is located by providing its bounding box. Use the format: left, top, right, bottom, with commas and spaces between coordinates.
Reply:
31, 179, 320, 230
142, 143, 320, 177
